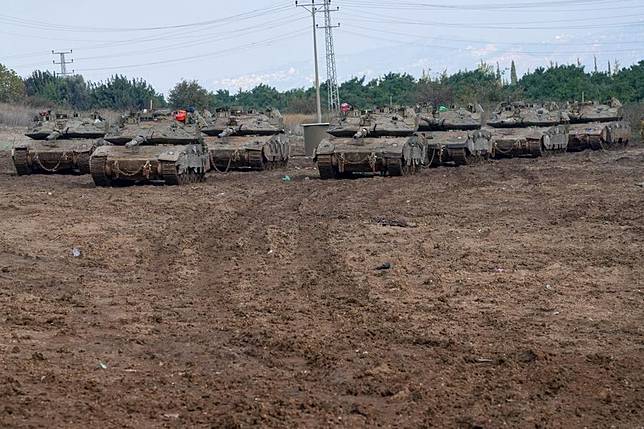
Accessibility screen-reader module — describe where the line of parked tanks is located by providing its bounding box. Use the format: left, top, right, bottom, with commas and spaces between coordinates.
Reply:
9, 98, 632, 185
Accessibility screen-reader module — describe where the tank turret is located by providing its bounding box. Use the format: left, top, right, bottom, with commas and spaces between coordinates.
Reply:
418, 104, 483, 131
25, 111, 108, 140
565, 98, 623, 123
202, 108, 284, 137
487, 102, 569, 128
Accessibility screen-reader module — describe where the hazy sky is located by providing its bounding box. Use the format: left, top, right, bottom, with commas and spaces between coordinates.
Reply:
1, 0, 643, 96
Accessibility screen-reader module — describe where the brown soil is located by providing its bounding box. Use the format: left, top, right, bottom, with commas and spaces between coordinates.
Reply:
0, 138, 642, 427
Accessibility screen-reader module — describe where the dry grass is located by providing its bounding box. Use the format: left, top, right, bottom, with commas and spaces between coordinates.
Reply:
0, 103, 39, 127
623, 103, 643, 142
283, 113, 334, 135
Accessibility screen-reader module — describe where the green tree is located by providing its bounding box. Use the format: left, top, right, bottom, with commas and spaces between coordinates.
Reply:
510, 61, 518, 86
0, 63, 25, 102
89, 75, 165, 110
168, 80, 210, 109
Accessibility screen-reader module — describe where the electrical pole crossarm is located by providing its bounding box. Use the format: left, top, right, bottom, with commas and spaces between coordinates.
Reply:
52, 50, 74, 77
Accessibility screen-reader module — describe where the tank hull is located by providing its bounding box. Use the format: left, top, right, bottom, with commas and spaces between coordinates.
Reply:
489, 126, 568, 158
567, 121, 630, 152
314, 135, 425, 179
205, 134, 289, 172
12, 139, 96, 175
89, 144, 208, 186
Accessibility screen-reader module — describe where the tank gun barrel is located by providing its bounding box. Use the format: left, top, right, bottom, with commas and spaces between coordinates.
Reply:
46, 130, 62, 141
125, 135, 146, 148
353, 127, 371, 139
218, 126, 242, 138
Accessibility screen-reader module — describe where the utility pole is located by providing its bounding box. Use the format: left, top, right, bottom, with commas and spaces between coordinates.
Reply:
320, 0, 340, 113
296, 1, 323, 123
52, 50, 74, 77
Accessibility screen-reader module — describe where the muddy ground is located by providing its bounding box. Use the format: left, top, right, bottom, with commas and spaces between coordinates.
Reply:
0, 131, 642, 427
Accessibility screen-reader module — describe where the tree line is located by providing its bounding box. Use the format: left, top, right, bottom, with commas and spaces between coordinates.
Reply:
0, 60, 642, 113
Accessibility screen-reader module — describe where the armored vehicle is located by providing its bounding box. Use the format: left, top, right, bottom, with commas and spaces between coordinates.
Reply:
13, 111, 108, 175
486, 102, 569, 157
418, 104, 483, 131
90, 110, 208, 186
201, 108, 289, 171
564, 99, 630, 151
315, 107, 425, 179
416, 104, 493, 165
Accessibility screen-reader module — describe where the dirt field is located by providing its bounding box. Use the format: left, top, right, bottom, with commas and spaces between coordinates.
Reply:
0, 131, 642, 427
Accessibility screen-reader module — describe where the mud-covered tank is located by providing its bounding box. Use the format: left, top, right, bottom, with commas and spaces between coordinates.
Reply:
417, 104, 483, 131
567, 122, 631, 151
201, 108, 289, 171
12, 111, 108, 175
563, 99, 630, 151
90, 110, 208, 186
424, 129, 494, 166
315, 107, 425, 179
486, 103, 569, 157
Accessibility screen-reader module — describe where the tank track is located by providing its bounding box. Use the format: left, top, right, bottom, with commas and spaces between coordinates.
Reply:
317, 154, 338, 180
161, 161, 181, 185
387, 158, 419, 176
248, 151, 265, 170
447, 147, 468, 166
527, 139, 543, 158
160, 162, 203, 186
12, 149, 31, 176
90, 156, 112, 187
77, 152, 91, 175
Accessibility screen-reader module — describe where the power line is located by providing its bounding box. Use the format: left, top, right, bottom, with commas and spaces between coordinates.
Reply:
0, 4, 293, 33
340, 0, 630, 10
344, 10, 644, 30
339, 27, 643, 55
74, 27, 309, 72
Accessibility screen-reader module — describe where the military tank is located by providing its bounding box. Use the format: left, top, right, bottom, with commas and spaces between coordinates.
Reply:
12, 111, 108, 175
315, 107, 425, 179
201, 108, 289, 172
90, 110, 208, 186
416, 104, 493, 166
486, 102, 569, 157
564, 99, 631, 151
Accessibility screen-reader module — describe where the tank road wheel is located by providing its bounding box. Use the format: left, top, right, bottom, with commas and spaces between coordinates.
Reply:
317, 154, 339, 180
77, 152, 91, 175
529, 140, 543, 158
12, 149, 31, 176
248, 151, 265, 171
90, 156, 112, 187
447, 147, 468, 166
